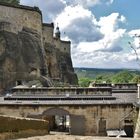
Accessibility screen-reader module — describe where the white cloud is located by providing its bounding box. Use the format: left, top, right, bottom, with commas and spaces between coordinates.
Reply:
97, 13, 125, 34
20, 0, 140, 68
77, 13, 126, 53
20, 0, 34, 6
55, 5, 92, 29
72, 50, 139, 68
55, 5, 103, 43
70, 12, 130, 68
38, 0, 66, 21
20, 0, 66, 22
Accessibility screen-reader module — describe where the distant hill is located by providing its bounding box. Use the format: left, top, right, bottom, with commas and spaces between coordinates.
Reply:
74, 67, 140, 79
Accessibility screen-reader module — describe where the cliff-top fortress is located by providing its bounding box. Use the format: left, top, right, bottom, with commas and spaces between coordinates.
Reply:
0, 3, 78, 92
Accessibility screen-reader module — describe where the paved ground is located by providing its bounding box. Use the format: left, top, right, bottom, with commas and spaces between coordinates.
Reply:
16, 132, 140, 140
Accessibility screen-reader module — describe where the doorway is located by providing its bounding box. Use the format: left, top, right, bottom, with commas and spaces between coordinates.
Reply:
42, 108, 71, 133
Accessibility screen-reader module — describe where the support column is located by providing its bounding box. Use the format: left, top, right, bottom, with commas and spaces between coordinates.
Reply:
137, 84, 140, 99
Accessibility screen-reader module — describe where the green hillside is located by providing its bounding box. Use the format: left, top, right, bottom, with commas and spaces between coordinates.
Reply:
74, 68, 140, 87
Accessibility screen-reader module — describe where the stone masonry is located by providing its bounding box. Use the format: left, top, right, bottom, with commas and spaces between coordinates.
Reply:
0, 3, 78, 92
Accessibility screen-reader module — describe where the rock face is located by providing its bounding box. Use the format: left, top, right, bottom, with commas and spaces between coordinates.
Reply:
0, 27, 49, 91
0, 4, 78, 92
45, 42, 78, 86
42, 23, 78, 86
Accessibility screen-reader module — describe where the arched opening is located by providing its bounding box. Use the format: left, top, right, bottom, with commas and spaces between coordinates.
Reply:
42, 108, 70, 133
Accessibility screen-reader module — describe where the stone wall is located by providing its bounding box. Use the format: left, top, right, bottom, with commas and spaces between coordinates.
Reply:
0, 3, 78, 90
0, 104, 134, 136
42, 23, 54, 44
0, 4, 42, 35
53, 39, 71, 54
0, 115, 48, 133
43, 23, 78, 85
0, 115, 49, 140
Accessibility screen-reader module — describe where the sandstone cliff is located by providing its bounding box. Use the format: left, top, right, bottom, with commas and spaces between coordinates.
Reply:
0, 26, 49, 91
44, 42, 78, 86
0, 3, 78, 93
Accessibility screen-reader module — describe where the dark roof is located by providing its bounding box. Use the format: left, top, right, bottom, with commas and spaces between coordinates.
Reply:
3, 92, 137, 105
42, 23, 54, 27
60, 40, 71, 44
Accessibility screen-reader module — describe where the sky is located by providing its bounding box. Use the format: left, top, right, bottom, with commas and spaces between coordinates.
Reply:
20, 0, 140, 69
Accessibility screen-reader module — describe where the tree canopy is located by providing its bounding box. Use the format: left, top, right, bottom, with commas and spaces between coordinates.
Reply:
0, 0, 19, 5
77, 69, 140, 87
111, 70, 133, 83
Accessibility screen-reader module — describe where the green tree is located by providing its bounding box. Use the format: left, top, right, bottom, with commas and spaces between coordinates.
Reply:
95, 75, 112, 84
79, 78, 91, 87
131, 75, 140, 83
112, 70, 133, 84
0, 0, 19, 5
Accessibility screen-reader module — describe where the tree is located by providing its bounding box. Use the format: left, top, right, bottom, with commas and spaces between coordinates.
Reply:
112, 70, 133, 83
79, 78, 91, 87
131, 75, 140, 83
0, 0, 19, 5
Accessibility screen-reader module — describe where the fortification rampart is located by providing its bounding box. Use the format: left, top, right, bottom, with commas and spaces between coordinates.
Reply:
42, 23, 54, 44
0, 4, 42, 35
61, 40, 71, 54
53, 39, 70, 54
42, 23, 71, 54
0, 105, 134, 136
0, 3, 78, 88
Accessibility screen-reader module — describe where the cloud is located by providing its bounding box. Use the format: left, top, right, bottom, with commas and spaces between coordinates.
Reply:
20, 0, 115, 22
38, 0, 66, 22
64, 0, 100, 7
64, 0, 114, 7
20, 0, 66, 22
77, 13, 126, 53
20, 0, 34, 6
72, 50, 139, 68
55, 5, 103, 44
70, 12, 129, 68
97, 13, 126, 34
20, 0, 139, 68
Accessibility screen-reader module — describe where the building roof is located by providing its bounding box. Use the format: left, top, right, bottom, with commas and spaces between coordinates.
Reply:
3, 92, 137, 105
42, 23, 54, 27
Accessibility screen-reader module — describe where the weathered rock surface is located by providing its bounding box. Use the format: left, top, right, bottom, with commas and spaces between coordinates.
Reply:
44, 42, 78, 86
0, 27, 78, 92
0, 28, 48, 91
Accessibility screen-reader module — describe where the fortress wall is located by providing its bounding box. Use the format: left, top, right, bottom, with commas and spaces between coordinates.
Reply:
0, 105, 134, 136
60, 40, 71, 54
53, 39, 71, 54
54, 38, 61, 49
42, 23, 54, 44
0, 4, 42, 35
